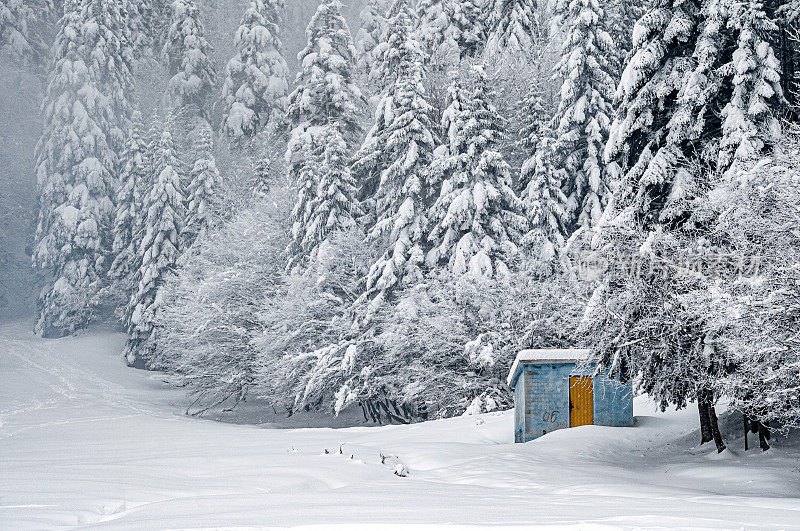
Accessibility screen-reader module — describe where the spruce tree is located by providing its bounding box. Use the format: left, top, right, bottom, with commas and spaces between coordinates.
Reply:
352, 20, 437, 295
415, 0, 459, 66
550, 0, 616, 231
184, 124, 221, 247
372, 0, 420, 92
33, 0, 136, 337
484, 0, 541, 61
0, 0, 43, 63
426, 68, 527, 278
286, 0, 362, 143
355, 0, 389, 90
450, 0, 486, 59
285, 0, 363, 269
287, 123, 361, 270
125, 129, 185, 366
108, 112, 149, 293
220, 0, 289, 141
520, 135, 569, 262
719, 0, 783, 173
286, 130, 324, 271
606, 0, 784, 226
163, 0, 216, 116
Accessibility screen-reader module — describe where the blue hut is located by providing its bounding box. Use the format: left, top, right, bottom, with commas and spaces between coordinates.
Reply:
507, 349, 633, 443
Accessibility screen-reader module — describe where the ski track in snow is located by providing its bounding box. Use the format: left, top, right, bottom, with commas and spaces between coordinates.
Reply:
1, 320, 800, 529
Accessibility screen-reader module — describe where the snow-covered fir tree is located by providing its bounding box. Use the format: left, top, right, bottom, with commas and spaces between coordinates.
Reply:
163, 0, 216, 115
287, 123, 361, 270
355, 0, 389, 90
520, 136, 568, 262
285, 0, 363, 269
352, 24, 438, 297
286, 130, 324, 271
606, 0, 784, 225
549, 0, 616, 231
108, 112, 149, 294
450, 0, 487, 59
0, 0, 45, 63
33, 0, 136, 337
183, 123, 220, 248
415, 0, 458, 66
286, 0, 363, 143
484, 0, 541, 61
220, 0, 289, 141
372, 0, 421, 92
718, 0, 783, 173
125, 128, 185, 366
605, 0, 644, 75
426, 68, 527, 278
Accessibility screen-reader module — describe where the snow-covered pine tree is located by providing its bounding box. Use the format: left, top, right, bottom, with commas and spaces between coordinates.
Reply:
718, 0, 783, 173
372, 0, 422, 92
125, 128, 185, 366
108, 112, 149, 296
585, 0, 788, 454
220, 0, 289, 141
286, 0, 363, 143
285, 0, 363, 269
520, 135, 569, 262
605, 0, 644, 75
484, 0, 541, 61
33, 0, 136, 337
286, 129, 323, 270
449, 0, 487, 59
549, 0, 616, 232
352, 19, 438, 296
355, 0, 389, 90
606, 0, 785, 225
163, 0, 216, 116
183, 123, 221, 248
0, 0, 42, 63
415, 0, 459, 67
287, 123, 361, 270
426, 68, 527, 278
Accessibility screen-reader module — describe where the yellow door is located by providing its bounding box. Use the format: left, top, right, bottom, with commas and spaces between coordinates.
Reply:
569, 376, 594, 427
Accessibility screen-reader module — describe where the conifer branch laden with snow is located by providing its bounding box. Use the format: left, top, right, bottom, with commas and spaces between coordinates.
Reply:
183, 123, 221, 248
108, 112, 149, 300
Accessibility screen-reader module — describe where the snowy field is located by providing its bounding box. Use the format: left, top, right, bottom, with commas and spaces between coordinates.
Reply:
1, 321, 800, 529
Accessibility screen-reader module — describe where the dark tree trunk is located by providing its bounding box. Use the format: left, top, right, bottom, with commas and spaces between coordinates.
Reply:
743, 414, 749, 451
708, 403, 726, 453
758, 421, 771, 451
697, 389, 714, 445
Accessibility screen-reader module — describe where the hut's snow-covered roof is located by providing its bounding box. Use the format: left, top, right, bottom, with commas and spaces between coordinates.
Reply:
507, 349, 593, 388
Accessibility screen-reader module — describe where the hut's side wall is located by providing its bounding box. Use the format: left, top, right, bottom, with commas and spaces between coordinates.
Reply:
593, 376, 634, 427
521, 363, 572, 441
514, 377, 525, 443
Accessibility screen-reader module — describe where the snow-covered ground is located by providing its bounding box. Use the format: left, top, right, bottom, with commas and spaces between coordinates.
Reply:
1, 321, 800, 529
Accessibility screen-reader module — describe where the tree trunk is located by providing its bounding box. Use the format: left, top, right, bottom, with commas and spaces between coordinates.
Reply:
758, 421, 771, 451
697, 389, 714, 445
708, 403, 726, 453
743, 414, 749, 451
